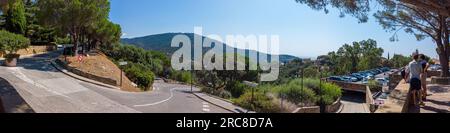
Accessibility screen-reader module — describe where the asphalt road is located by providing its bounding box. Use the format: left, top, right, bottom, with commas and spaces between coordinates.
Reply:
0, 51, 231, 113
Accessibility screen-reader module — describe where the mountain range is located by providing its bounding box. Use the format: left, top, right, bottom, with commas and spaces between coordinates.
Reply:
121, 33, 300, 63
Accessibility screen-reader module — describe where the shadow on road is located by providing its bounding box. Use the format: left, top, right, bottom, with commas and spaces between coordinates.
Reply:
0, 77, 34, 113
341, 91, 365, 103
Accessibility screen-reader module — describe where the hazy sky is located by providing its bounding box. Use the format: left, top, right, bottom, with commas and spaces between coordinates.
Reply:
110, 0, 438, 59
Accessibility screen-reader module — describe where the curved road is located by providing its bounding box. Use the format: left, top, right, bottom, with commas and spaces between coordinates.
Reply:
0, 51, 231, 113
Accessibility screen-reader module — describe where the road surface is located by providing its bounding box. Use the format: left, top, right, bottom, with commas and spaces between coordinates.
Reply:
0, 51, 231, 113
340, 91, 369, 113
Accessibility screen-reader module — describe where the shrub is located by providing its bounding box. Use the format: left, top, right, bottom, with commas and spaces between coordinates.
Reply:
170, 70, 194, 84
233, 90, 281, 113
279, 78, 342, 105
0, 30, 30, 55
277, 83, 317, 106
123, 63, 155, 91
225, 81, 250, 98
201, 87, 232, 99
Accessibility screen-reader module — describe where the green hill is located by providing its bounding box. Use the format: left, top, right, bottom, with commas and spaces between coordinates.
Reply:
121, 33, 299, 63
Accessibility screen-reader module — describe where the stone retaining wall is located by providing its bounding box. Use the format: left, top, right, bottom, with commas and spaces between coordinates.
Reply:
431, 76, 450, 85
0, 45, 56, 57
55, 59, 118, 86
427, 70, 441, 77
292, 106, 320, 113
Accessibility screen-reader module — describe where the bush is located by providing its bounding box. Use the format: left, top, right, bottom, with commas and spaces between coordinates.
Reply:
225, 81, 249, 98
233, 91, 281, 113
170, 70, 194, 84
103, 44, 170, 77
277, 82, 317, 106
276, 78, 342, 106
201, 87, 232, 99
123, 63, 155, 91
0, 30, 30, 55
319, 83, 342, 105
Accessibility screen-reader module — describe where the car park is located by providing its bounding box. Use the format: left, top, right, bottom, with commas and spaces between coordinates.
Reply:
342, 76, 358, 82
328, 76, 344, 81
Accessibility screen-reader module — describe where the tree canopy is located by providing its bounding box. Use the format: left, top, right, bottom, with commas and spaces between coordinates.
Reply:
3, 0, 25, 34
296, 0, 450, 77
37, 0, 119, 55
324, 39, 384, 75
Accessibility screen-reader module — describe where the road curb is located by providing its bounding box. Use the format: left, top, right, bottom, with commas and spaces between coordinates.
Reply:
50, 60, 121, 90
192, 92, 243, 113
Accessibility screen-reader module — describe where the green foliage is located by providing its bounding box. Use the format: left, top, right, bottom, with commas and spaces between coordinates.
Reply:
104, 44, 170, 77
296, 0, 450, 77
4, 0, 25, 34
225, 81, 250, 98
277, 83, 317, 106
122, 63, 155, 91
55, 36, 71, 44
120, 33, 298, 64
269, 78, 342, 106
24, 0, 56, 44
89, 18, 122, 48
0, 29, 30, 54
233, 90, 281, 113
201, 87, 232, 99
389, 54, 410, 68
367, 79, 381, 91
169, 70, 193, 84
37, 0, 113, 54
325, 39, 383, 75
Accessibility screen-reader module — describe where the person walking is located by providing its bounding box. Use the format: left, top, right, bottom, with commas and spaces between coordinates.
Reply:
419, 54, 430, 101
405, 54, 424, 106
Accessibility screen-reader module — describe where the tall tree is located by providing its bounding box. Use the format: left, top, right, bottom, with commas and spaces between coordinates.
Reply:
325, 39, 384, 75
4, 0, 25, 34
37, 0, 111, 55
296, 0, 450, 77
358, 39, 384, 70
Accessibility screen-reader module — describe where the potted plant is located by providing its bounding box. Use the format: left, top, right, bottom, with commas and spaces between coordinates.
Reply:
0, 30, 30, 67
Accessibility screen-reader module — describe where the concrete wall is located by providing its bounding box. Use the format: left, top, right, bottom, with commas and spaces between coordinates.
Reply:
325, 98, 342, 113
427, 70, 441, 77
55, 59, 119, 86
431, 76, 450, 85
389, 72, 403, 90
327, 80, 368, 93
365, 86, 376, 113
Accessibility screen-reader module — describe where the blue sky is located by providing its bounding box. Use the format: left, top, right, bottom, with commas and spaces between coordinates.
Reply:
110, 0, 437, 59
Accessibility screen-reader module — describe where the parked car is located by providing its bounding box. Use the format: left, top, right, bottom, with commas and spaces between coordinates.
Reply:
429, 64, 442, 71
350, 73, 364, 81
342, 76, 358, 82
376, 78, 389, 86
328, 76, 344, 81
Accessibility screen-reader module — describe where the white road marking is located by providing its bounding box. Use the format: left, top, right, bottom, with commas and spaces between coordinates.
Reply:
202, 101, 210, 112
7, 67, 71, 98
133, 88, 177, 107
